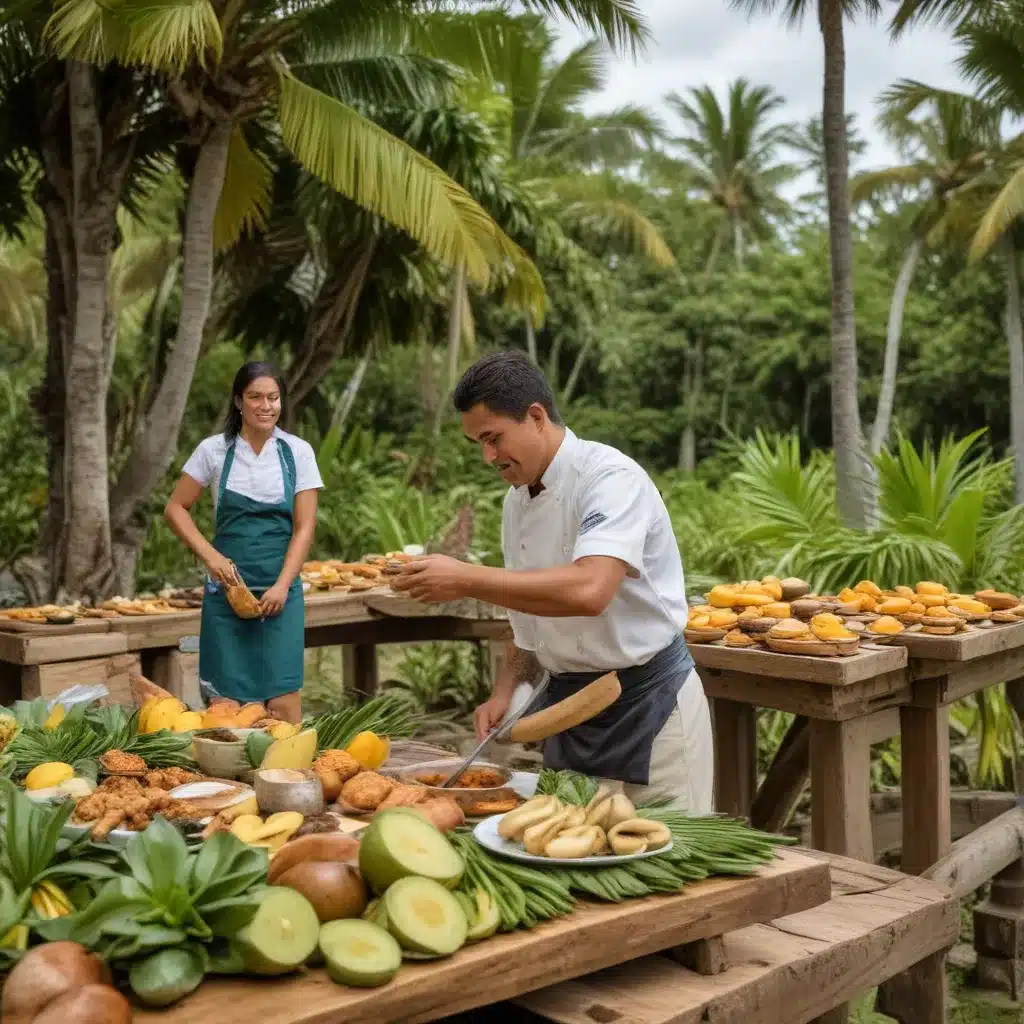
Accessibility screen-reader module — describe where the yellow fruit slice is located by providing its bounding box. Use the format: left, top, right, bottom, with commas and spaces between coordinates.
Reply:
172, 711, 204, 733
146, 697, 186, 733
261, 729, 318, 771
43, 705, 66, 730
25, 762, 75, 791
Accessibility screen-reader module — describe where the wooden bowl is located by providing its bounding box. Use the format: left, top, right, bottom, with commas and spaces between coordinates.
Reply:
396, 759, 518, 815
765, 637, 860, 657
684, 627, 727, 644
191, 728, 260, 780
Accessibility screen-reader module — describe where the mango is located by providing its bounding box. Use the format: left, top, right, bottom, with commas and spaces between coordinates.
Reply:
25, 762, 75, 791
172, 711, 204, 733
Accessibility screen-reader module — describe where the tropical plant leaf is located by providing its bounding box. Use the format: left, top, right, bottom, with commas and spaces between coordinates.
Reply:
117, 0, 222, 72
276, 72, 532, 289
214, 128, 274, 253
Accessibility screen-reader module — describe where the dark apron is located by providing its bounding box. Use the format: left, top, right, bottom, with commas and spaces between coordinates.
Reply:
538, 635, 695, 786
198, 438, 305, 703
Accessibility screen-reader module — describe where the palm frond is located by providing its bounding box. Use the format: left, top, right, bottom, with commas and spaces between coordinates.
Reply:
970, 160, 1024, 260
44, 0, 125, 63
889, 0, 984, 37
214, 126, 273, 253
293, 51, 459, 109
851, 164, 929, 201
117, 0, 221, 72
519, 0, 648, 56
276, 73, 527, 289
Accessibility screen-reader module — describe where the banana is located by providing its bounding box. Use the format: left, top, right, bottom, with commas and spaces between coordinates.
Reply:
497, 796, 561, 841
30, 888, 50, 919
40, 880, 73, 915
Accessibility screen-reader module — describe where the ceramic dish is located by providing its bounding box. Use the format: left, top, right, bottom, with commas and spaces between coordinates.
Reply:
396, 758, 521, 816
473, 813, 668, 867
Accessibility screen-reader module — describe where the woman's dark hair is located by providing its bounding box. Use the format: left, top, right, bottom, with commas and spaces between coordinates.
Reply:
452, 349, 562, 424
224, 361, 286, 440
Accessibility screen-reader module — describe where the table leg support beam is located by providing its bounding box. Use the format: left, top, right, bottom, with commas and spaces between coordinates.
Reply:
712, 699, 757, 819
899, 704, 951, 877
809, 717, 873, 863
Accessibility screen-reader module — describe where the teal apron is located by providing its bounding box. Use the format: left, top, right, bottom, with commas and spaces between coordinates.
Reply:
198, 438, 304, 703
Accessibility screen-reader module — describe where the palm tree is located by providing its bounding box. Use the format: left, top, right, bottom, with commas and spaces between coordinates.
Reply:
789, 112, 867, 215
667, 79, 798, 272
853, 87, 997, 455
728, 0, 883, 531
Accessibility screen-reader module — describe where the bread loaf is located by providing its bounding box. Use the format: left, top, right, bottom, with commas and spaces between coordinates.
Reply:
224, 563, 261, 619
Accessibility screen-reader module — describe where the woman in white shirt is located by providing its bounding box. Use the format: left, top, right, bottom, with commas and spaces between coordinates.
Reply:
165, 362, 323, 722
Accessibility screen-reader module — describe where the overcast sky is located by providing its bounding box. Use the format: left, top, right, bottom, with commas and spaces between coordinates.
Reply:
553, 2, 966, 180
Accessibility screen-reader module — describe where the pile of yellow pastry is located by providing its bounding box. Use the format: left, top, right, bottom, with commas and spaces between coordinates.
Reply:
685, 577, 1024, 657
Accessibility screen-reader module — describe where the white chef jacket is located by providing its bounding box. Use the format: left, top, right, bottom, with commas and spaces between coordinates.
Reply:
182, 427, 323, 511
501, 428, 688, 674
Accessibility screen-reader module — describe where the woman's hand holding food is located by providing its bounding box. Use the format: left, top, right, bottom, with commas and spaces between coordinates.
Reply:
259, 581, 290, 618
205, 551, 235, 586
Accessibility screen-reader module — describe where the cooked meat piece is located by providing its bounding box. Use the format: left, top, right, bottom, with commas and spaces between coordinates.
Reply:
379, 784, 428, 809
100, 750, 146, 773
341, 771, 394, 811
313, 750, 362, 783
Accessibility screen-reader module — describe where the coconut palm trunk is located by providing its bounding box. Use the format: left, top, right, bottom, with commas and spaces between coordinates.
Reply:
870, 236, 923, 455
63, 61, 126, 599
525, 314, 538, 363
433, 259, 467, 438
819, 0, 869, 528
1002, 236, 1024, 503
108, 120, 233, 590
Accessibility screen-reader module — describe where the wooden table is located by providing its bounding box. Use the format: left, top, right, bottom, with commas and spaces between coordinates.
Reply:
0, 590, 511, 705
135, 848, 830, 1024
514, 852, 958, 1024
698, 621, 1024, 876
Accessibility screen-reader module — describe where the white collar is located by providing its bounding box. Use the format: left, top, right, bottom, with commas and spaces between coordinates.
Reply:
236, 426, 284, 455
534, 427, 577, 494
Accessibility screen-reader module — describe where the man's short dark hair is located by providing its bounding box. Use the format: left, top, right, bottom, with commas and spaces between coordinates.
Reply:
452, 349, 563, 424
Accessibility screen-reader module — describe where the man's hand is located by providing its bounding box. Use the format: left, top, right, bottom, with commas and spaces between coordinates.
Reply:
473, 692, 512, 741
259, 581, 290, 618
390, 554, 473, 604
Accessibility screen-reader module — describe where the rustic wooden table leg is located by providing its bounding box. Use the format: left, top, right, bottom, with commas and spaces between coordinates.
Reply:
666, 935, 728, 975
876, 950, 948, 1023
974, 858, 1024, 998
342, 644, 378, 704
712, 698, 757, 818
899, 704, 951, 876
809, 717, 873, 862
750, 715, 809, 832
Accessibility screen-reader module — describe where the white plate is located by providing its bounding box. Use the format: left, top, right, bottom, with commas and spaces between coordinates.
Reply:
473, 813, 670, 867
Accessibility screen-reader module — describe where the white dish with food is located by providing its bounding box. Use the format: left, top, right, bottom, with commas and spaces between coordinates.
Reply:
473, 813, 669, 867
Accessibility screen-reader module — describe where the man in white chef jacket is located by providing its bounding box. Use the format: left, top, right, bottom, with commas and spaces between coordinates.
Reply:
390, 350, 713, 811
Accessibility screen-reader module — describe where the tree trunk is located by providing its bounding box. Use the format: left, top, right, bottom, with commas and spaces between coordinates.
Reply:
109, 119, 233, 585
733, 217, 745, 270
561, 332, 594, 404
818, 0, 869, 529
286, 239, 377, 418
433, 259, 467, 438
525, 314, 538, 363
1003, 236, 1024, 503
677, 340, 703, 472
63, 61, 123, 600
705, 222, 726, 276
331, 354, 369, 437
870, 237, 923, 455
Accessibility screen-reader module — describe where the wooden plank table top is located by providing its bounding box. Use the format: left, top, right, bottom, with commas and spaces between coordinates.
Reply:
893, 619, 1024, 663
693, 642, 910, 721
0, 590, 509, 664
136, 848, 830, 1024
515, 852, 958, 1024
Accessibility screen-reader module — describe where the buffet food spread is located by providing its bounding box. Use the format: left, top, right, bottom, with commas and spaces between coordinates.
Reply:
0, 672, 793, 1019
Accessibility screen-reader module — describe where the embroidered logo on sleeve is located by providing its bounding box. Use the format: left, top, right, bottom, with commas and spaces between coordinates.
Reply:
579, 510, 607, 536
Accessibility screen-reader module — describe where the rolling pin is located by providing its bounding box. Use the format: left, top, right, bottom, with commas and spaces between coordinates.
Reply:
440, 672, 621, 788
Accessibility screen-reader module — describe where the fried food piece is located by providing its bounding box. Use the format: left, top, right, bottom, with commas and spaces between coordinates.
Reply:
341, 771, 394, 811
466, 796, 520, 815
92, 809, 128, 839
100, 750, 147, 773
99, 776, 145, 797
163, 800, 204, 820
313, 750, 362, 783
144, 768, 203, 790
379, 784, 428, 809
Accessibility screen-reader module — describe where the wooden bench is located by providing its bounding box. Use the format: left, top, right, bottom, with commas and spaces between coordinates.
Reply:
507, 853, 958, 1024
